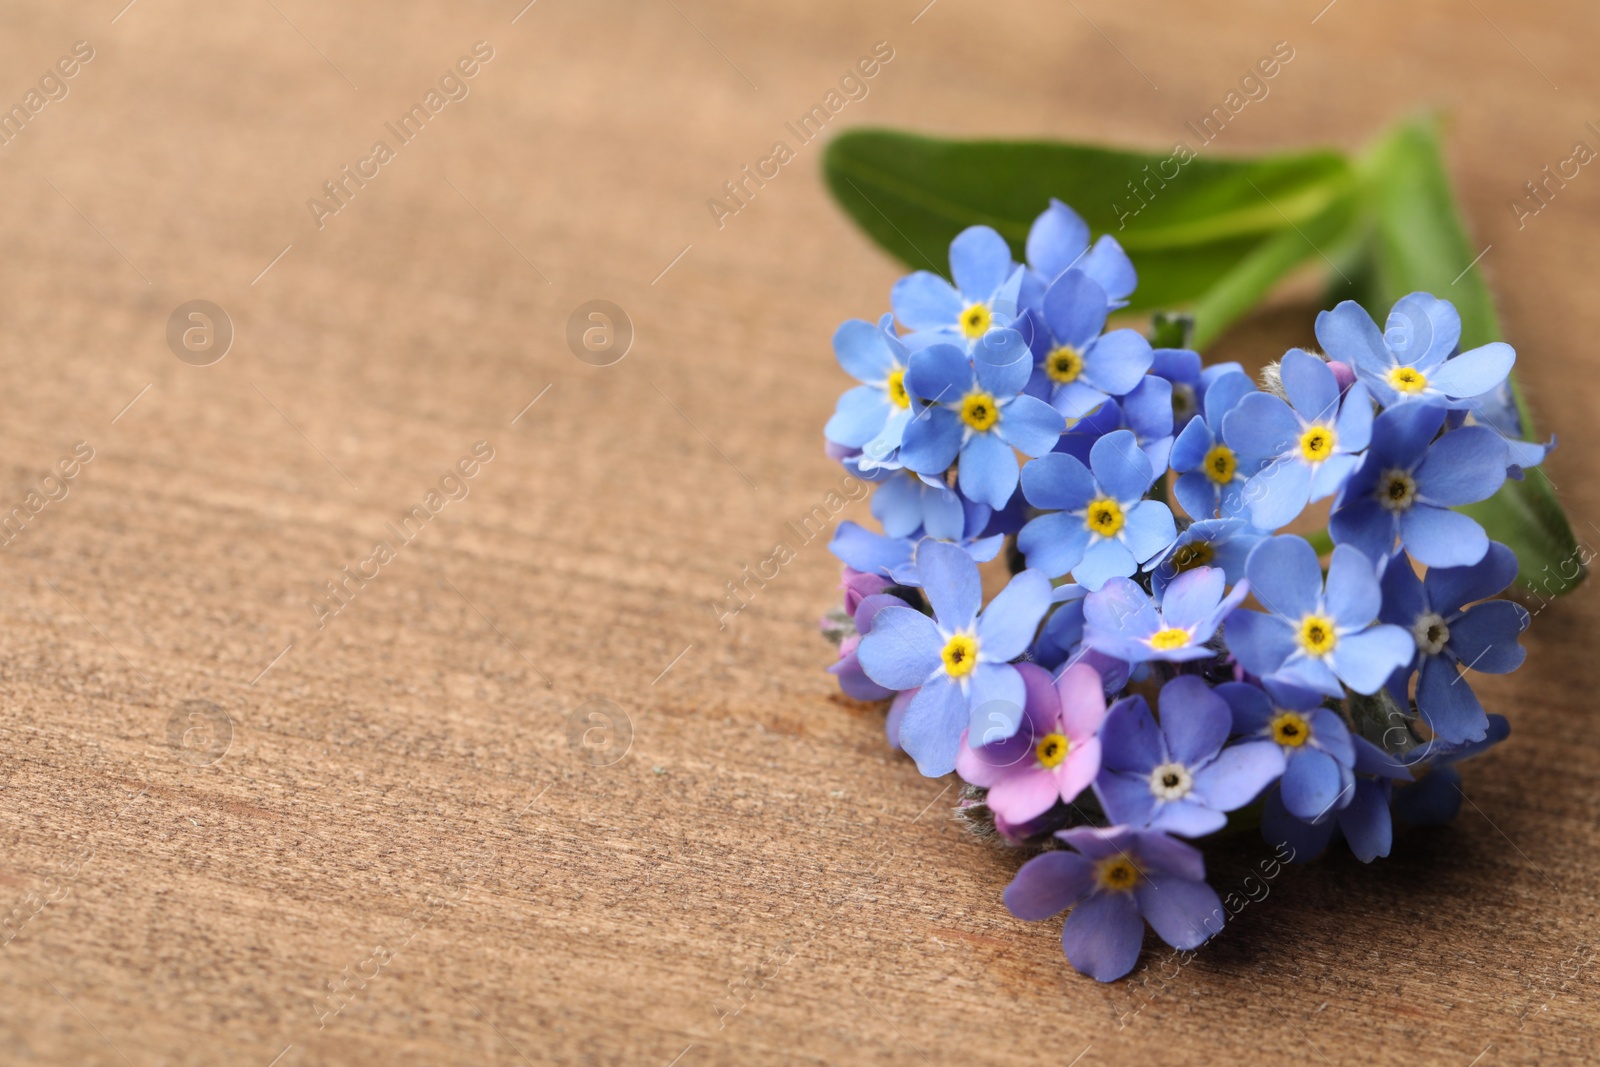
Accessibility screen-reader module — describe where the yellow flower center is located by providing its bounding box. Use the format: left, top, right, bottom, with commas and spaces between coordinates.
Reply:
1036, 732, 1070, 768
1298, 426, 1336, 463
1148, 627, 1191, 651
1297, 614, 1338, 657
1045, 345, 1084, 384
959, 303, 992, 339
940, 633, 979, 677
1095, 856, 1143, 893
885, 367, 911, 409
1084, 498, 1125, 538
960, 391, 1000, 432
1169, 540, 1214, 574
1388, 365, 1429, 394
1270, 710, 1312, 748
1203, 444, 1237, 484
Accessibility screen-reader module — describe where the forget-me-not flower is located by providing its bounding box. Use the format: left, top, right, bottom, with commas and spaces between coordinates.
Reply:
857, 540, 1052, 777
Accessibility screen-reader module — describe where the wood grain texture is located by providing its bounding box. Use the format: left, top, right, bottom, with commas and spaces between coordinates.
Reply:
0, 1, 1595, 1064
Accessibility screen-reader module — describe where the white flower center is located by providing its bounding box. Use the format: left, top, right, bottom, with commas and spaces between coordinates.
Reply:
1377, 468, 1418, 513
1412, 612, 1450, 655
1148, 762, 1193, 801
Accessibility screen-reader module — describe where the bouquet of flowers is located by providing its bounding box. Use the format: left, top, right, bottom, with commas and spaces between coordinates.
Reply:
817, 178, 1567, 981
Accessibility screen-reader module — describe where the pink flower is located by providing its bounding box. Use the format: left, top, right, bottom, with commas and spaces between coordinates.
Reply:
956, 661, 1107, 824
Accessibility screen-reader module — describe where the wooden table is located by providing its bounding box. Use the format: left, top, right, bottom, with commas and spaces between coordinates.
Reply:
1, 1, 1594, 1063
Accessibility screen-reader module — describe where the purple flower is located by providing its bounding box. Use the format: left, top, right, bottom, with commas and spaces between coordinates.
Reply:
829, 584, 906, 702
857, 540, 1052, 776
1094, 676, 1285, 836
1261, 736, 1411, 863
1222, 349, 1373, 531
955, 661, 1107, 825
1217, 681, 1356, 822
1004, 826, 1224, 982
1225, 536, 1414, 698
1379, 541, 1528, 744
1017, 429, 1177, 590
1329, 402, 1508, 568
1082, 566, 1250, 664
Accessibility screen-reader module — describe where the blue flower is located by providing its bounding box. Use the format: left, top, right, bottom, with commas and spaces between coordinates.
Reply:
1222, 349, 1374, 531
1315, 293, 1515, 409
1082, 566, 1249, 664
1149, 348, 1245, 431
1218, 680, 1357, 821
1393, 714, 1510, 825
1460, 379, 1553, 473
892, 226, 1024, 349
1094, 676, 1285, 836
1329, 402, 1508, 568
1004, 826, 1222, 982
897, 330, 1064, 508
823, 314, 914, 465
1048, 379, 1174, 475
1025, 269, 1153, 420
863, 467, 969, 540
1379, 541, 1528, 744
1261, 735, 1411, 862
1022, 198, 1137, 308
829, 520, 1005, 587
1170, 369, 1267, 521
856, 540, 1052, 776
1225, 536, 1414, 698
1145, 518, 1263, 597
1016, 429, 1177, 590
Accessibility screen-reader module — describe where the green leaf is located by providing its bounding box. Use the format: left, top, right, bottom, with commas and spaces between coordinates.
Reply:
823, 128, 1354, 312
1359, 116, 1582, 595
1148, 311, 1194, 349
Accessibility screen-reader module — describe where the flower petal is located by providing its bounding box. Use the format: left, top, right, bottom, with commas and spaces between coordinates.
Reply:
1090, 430, 1155, 502
949, 225, 1013, 301
1329, 623, 1416, 695
832, 317, 899, 381
897, 675, 970, 777
977, 569, 1054, 661
1020, 452, 1097, 511
915, 539, 982, 629
1414, 425, 1508, 505
1042, 269, 1111, 348
1246, 535, 1324, 621
1061, 891, 1145, 981
958, 430, 1020, 510
1026, 198, 1090, 281
1017, 511, 1091, 578
1315, 301, 1390, 373
857, 606, 941, 689
1280, 748, 1347, 821
996, 394, 1065, 457
1191, 740, 1285, 810
1399, 505, 1489, 569
1135, 876, 1224, 950
1430, 342, 1515, 399
1004, 850, 1094, 920
1158, 675, 1231, 767
891, 271, 963, 332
